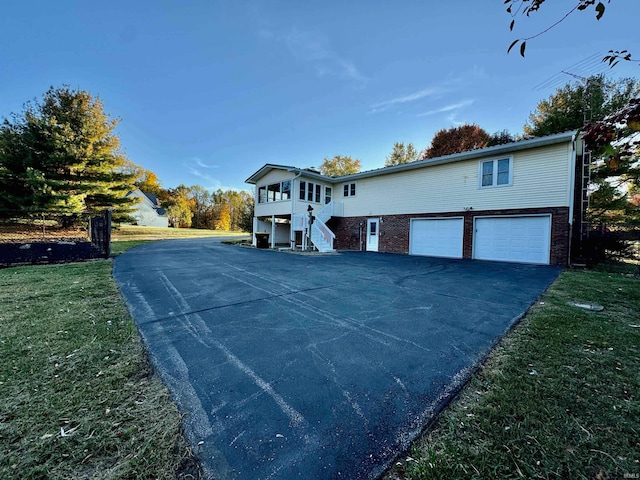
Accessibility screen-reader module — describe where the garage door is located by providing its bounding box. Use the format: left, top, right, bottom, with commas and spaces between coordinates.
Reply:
410, 218, 464, 258
473, 215, 551, 264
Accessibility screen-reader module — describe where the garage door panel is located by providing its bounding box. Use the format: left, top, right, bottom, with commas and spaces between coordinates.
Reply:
410, 218, 463, 259
474, 216, 551, 264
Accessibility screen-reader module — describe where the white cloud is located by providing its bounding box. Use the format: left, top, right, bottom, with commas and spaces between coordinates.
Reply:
263, 27, 368, 86
417, 99, 475, 117
370, 87, 443, 113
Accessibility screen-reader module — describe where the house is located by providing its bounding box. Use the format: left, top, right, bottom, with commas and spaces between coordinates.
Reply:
125, 189, 169, 228
245, 131, 587, 265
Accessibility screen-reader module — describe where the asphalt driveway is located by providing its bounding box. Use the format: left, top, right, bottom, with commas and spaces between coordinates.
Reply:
113, 238, 561, 479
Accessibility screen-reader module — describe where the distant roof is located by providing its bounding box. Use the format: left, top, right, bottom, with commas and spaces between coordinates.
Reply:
245, 131, 578, 185
142, 191, 160, 206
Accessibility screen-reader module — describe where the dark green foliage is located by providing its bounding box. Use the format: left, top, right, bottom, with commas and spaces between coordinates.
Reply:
524, 75, 640, 137
0, 86, 136, 221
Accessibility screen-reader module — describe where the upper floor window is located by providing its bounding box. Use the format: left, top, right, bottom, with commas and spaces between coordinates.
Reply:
300, 181, 321, 203
480, 158, 512, 188
325, 186, 332, 204
343, 182, 356, 197
258, 179, 292, 203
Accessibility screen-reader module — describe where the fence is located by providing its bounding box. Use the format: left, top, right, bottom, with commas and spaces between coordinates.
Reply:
0, 210, 111, 268
573, 222, 640, 270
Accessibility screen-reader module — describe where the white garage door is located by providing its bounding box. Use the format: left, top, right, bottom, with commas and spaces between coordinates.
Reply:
410, 218, 464, 258
473, 215, 551, 264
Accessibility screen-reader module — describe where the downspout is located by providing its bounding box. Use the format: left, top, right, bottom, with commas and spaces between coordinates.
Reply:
567, 132, 581, 265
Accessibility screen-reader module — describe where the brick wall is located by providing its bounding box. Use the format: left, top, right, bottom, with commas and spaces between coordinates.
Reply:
331, 207, 571, 265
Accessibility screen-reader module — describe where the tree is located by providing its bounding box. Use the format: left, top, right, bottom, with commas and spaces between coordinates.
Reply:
0, 86, 135, 220
166, 184, 193, 227
423, 124, 490, 159
487, 130, 518, 147
189, 185, 210, 229
505, 0, 637, 65
319, 155, 361, 177
136, 169, 163, 196
385, 142, 419, 166
524, 75, 640, 137
582, 98, 640, 223
214, 203, 231, 231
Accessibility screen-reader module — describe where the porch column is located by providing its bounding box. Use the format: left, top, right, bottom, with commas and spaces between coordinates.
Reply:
252, 217, 258, 246
271, 215, 276, 248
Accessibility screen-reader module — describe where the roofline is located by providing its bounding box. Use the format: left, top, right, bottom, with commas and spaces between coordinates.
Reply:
244, 131, 579, 185
245, 164, 332, 184
332, 130, 579, 182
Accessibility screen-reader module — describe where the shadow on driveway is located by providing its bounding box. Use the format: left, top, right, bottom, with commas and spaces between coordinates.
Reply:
114, 239, 561, 479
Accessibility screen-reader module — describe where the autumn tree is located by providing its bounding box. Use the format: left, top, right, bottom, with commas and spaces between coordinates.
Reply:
582, 99, 640, 223
136, 169, 163, 196
189, 185, 210, 229
385, 142, 419, 166
525, 75, 640, 137
166, 184, 193, 227
319, 155, 361, 177
0, 86, 135, 220
423, 124, 490, 159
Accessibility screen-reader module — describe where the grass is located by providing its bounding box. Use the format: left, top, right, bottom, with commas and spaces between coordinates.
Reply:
386, 269, 640, 480
0, 259, 199, 479
112, 225, 246, 241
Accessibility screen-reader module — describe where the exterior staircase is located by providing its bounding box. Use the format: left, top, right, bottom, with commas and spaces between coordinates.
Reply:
309, 201, 342, 252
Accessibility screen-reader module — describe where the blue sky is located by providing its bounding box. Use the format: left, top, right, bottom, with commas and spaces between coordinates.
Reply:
1, 1, 638, 191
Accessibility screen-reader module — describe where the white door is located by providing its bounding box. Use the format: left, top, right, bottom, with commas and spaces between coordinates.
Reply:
410, 218, 464, 258
473, 215, 551, 264
366, 218, 379, 252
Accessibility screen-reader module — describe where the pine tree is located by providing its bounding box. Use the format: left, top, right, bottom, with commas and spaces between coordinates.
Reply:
0, 86, 135, 220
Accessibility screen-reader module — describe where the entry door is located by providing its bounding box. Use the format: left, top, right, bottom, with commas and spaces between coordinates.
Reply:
366, 218, 379, 252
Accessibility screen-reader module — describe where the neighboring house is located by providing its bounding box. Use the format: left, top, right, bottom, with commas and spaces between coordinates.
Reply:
245, 131, 587, 265
125, 189, 169, 228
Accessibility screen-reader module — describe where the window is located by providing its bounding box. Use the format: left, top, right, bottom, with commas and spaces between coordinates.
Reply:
315, 184, 321, 203
282, 180, 291, 200
307, 182, 314, 202
325, 186, 332, 204
343, 182, 356, 197
480, 158, 512, 188
299, 181, 306, 200
267, 183, 280, 201
259, 180, 293, 203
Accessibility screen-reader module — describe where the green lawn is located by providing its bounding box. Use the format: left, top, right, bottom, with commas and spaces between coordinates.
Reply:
385, 269, 640, 480
0, 258, 200, 479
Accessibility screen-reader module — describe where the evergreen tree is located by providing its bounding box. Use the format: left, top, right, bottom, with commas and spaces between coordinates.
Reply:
0, 86, 135, 220
385, 142, 419, 166
524, 75, 640, 137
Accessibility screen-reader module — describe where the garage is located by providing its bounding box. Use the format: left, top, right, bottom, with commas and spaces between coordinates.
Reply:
473, 215, 551, 264
410, 218, 464, 258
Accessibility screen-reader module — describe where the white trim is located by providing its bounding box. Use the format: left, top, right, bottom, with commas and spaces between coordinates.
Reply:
478, 156, 513, 189
472, 214, 552, 264
342, 182, 357, 197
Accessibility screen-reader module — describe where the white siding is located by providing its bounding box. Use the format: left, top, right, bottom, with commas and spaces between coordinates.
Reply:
343, 144, 572, 217
292, 176, 330, 215
254, 169, 296, 217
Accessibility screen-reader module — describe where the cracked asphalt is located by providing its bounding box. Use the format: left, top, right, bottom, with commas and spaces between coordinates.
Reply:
113, 238, 561, 479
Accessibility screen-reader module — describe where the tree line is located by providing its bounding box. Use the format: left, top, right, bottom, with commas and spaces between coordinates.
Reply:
0, 86, 253, 231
